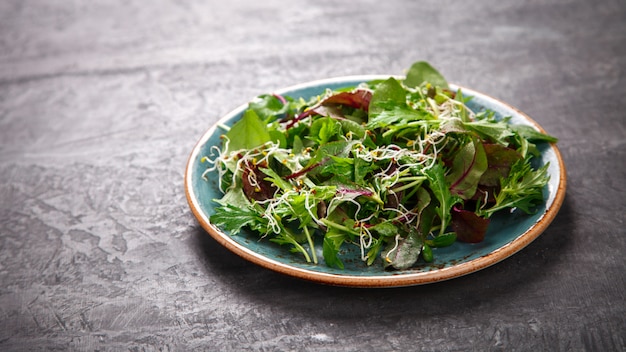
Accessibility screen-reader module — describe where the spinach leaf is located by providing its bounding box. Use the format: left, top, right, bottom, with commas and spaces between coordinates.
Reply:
225, 109, 271, 153
404, 61, 449, 89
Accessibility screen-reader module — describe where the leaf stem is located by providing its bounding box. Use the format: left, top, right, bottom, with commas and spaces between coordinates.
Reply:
303, 226, 318, 264
392, 177, 426, 193
320, 219, 360, 236
280, 224, 311, 263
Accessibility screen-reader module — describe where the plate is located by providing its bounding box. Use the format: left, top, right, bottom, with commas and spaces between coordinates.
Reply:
185, 75, 566, 288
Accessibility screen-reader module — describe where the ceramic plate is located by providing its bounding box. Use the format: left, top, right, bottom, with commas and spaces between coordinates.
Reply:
185, 75, 566, 288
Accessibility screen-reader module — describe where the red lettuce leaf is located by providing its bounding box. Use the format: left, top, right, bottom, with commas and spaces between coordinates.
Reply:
242, 161, 278, 202
451, 206, 490, 243
285, 89, 372, 128
479, 143, 522, 187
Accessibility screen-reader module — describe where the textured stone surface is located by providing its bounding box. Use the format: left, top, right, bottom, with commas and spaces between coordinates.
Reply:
1, 0, 625, 351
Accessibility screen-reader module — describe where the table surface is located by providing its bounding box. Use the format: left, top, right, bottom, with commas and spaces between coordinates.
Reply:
1, 1, 625, 351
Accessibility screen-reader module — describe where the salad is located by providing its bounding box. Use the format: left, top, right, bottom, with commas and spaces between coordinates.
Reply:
201, 61, 557, 270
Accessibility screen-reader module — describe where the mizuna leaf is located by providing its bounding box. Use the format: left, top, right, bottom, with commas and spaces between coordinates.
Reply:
210, 204, 267, 235
478, 160, 550, 218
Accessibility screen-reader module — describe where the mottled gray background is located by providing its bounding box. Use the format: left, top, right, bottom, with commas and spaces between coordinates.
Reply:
1, 0, 625, 351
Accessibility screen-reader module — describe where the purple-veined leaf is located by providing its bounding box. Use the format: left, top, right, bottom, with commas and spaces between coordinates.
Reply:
446, 137, 488, 199
479, 143, 523, 187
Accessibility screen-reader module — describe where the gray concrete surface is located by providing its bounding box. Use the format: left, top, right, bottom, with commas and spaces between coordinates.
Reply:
1, 1, 625, 350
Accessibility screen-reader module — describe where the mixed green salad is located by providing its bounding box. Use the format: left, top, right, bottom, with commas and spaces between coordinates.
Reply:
201, 61, 557, 270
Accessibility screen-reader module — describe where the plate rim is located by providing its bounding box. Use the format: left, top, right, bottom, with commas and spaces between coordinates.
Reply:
184, 75, 567, 288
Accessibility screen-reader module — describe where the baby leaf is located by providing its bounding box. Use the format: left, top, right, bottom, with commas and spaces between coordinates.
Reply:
510, 124, 558, 143
225, 109, 271, 153
463, 120, 515, 146
425, 163, 462, 235
318, 88, 372, 110
382, 230, 423, 270
366, 103, 425, 130
450, 206, 490, 243
446, 137, 488, 199
371, 221, 399, 237
479, 144, 522, 187
323, 229, 347, 269
426, 232, 457, 248
368, 77, 407, 118
309, 117, 342, 145
320, 156, 355, 184
249, 94, 289, 122
404, 61, 449, 89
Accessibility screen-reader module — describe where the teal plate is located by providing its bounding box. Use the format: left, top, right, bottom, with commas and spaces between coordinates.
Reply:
185, 76, 567, 288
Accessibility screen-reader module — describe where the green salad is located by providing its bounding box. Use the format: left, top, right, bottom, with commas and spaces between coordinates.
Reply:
202, 61, 557, 270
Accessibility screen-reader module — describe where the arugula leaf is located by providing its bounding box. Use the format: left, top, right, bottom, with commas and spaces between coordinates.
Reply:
340, 118, 366, 139
354, 156, 378, 186
323, 229, 347, 269
259, 167, 293, 192
424, 163, 462, 236
404, 61, 449, 89
510, 124, 558, 143
269, 228, 312, 263
225, 109, 271, 153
